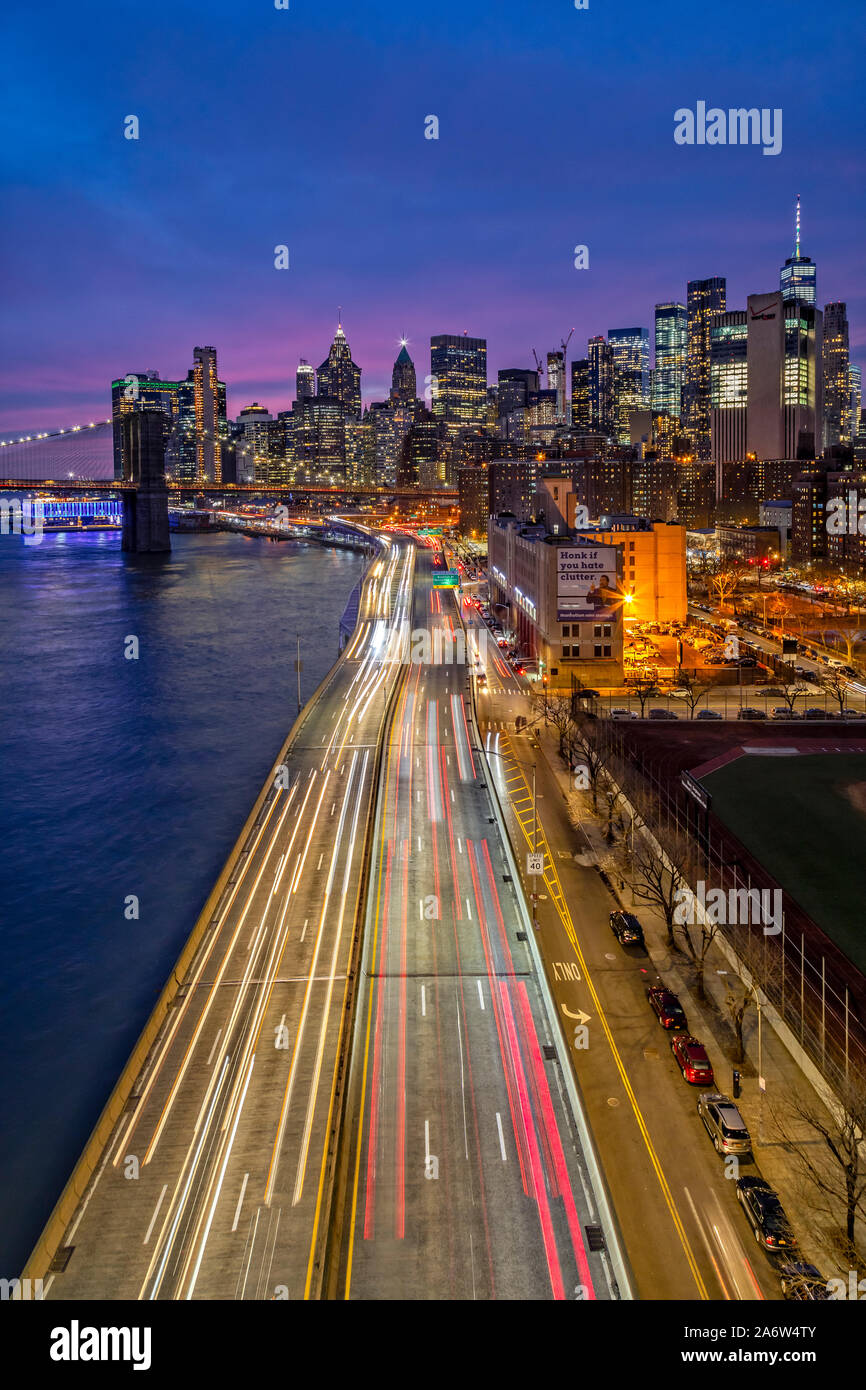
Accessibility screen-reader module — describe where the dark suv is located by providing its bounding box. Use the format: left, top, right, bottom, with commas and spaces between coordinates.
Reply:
609, 910, 645, 947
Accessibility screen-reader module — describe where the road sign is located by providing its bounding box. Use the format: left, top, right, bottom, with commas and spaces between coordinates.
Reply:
527, 852, 544, 875
432, 569, 460, 588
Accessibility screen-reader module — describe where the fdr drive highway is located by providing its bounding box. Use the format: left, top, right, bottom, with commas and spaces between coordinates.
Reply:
29, 538, 630, 1302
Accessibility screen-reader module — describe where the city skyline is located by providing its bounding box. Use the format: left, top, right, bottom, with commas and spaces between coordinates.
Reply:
2, 0, 864, 432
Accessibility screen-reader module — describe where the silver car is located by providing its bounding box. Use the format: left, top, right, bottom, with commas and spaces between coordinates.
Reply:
697, 1093, 752, 1156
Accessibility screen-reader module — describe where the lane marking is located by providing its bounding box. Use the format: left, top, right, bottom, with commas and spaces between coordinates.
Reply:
495, 1112, 507, 1161
143, 1185, 168, 1245
232, 1172, 250, 1233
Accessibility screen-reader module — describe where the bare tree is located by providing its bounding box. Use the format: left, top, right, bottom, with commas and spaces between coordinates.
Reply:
821, 667, 850, 716
673, 671, 715, 719
629, 836, 691, 949
774, 1074, 866, 1269
573, 726, 610, 813
777, 681, 809, 714
628, 674, 661, 718
828, 625, 864, 666
721, 977, 753, 1064
709, 567, 741, 612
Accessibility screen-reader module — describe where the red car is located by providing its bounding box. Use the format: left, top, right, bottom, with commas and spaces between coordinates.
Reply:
671, 1035, 714, 1085
646, 985, 687, 1030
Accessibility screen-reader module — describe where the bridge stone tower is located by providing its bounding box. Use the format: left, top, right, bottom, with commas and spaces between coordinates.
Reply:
121, 409, 171, 552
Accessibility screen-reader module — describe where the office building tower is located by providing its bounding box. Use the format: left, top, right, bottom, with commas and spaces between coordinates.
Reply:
111, 372, 181, 480
295, 395, 346, 481
609, 327, 650, 443
430, 334, 488, 474
587, 336, 615, 437
317, 322, 362, 419
570, 359, 590, 430
780, 195, 816, 306
345, 418, 377, 487
296, 359, 315, 406
784, 300, 823, 458
746, 292, 823, 462
458, 463, 490, 538
192, 346, 225, 484
547, 350, 567, 424
822, 302, 851, 448
675, 458, 716, 528
234, 403, 277, 483
396, 407, 439, 490
684, 278, 726, 458
653, 303, 687, 419
391, 341, 416, 404
851, 366, 862, 445
710, 310, 748, 462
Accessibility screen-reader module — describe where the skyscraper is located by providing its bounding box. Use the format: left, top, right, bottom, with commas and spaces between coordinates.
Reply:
390, 341, 417, 404
709, 310, 748, 462
317, 322, 362, 419
608, 328, 649, 443
547, 350, 566, 424
822, 302, 851, 448
652, 303, 687, 420
570, 359, 590, 430
746, 291, 823, 462
587, 336, 614, 437
780, 196, 817, 306
430, 333, 488, 477
193, 346, 225, 484
296, 359, 315, 407
684, 278, 726, 458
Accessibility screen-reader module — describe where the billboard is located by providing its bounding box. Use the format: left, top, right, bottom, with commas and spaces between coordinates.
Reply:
556, 545, 618, 621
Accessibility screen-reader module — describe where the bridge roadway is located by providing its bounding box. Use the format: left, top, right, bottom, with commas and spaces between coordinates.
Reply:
43, 539, 414, 1301
335, 552, 625, 1300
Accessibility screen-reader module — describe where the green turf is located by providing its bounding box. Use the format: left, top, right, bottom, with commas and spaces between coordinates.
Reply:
702, 754, 866, 975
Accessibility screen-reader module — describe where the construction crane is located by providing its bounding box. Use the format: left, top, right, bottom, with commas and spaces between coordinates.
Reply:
560, 327, 575, 356
531, 349, 544, 384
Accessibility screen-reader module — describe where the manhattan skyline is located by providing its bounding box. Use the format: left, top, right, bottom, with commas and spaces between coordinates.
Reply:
1, 0, 864, 432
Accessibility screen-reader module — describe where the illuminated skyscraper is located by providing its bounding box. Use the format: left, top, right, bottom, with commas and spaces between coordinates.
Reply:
193, 346, 225, 484
391, 341, 417, 404
587, 336, 614, 436
652, 303, 687, 420
684, 278, 726, 458
609, 327, 649, 443
547, 350, 566, 424
317, 322, 362, 419
296, 359, 315, 407
709, 310, 748, 462
430, 333, 487, 477
780, 196, 817, 306
822, 302, 851, 448
570, 359, 590, 430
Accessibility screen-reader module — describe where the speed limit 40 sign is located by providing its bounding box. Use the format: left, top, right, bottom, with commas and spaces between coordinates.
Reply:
526, 852, 544, 875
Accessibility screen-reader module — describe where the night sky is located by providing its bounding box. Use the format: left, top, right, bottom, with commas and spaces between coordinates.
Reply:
1, 0, 864, 432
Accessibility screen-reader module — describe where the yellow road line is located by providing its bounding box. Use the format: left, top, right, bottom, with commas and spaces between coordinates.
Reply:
497, 735, 709, 1301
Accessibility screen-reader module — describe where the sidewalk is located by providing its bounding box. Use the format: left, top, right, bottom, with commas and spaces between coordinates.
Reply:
512, 698, 861, 1282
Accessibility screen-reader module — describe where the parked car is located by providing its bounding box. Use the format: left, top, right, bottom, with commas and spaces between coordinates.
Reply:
736, 1177, 798, 1252
804, 707, 833, 720
779, 1262, 830, 1301
577, 688, 600, 699
738, 657, 758, 668
696, 708, 723, 720
609, 910, 645, 947
697, 1093, 752, 1156
840, 709, 866, 720
771, 706, 801, 719
671, 1034, 715, 1085
737, 707, 767, 720
646, 985, 687, 1029
609, 708, 638, 720
648, 708, 679, 720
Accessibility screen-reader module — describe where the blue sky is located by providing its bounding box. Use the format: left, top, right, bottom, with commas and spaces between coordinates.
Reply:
1, 0, 864, 428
